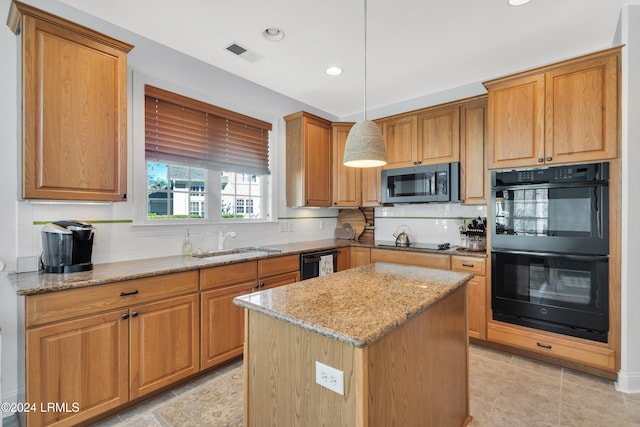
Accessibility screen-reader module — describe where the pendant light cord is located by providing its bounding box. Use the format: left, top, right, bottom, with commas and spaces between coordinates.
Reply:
363, 0, 368, 121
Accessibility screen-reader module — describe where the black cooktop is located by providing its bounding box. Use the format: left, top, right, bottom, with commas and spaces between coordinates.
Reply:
376, 241, 451, 251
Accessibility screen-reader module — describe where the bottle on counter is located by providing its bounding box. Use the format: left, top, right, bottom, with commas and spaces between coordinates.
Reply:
182, 229, 193, 256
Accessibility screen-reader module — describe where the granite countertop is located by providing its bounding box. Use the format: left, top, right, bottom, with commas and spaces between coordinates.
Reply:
9, 238, 484, 296
234, 262, 473, 348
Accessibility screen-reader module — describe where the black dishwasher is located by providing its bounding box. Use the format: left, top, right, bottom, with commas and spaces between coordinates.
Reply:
300, 249, 338, 279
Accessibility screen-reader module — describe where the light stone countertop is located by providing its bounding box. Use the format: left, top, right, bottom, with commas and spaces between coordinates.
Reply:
234, 262, 473, 348
9, 238, 483, 296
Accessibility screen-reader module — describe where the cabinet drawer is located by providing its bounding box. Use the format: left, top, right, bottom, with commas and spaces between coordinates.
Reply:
26, 271, 199, 328
200, 261, 258, 290
261, 271, 300, 290
451, 255, 486, 275
371, 248, 450, 270
258, 254, 299, 278
487, 322, 616, 371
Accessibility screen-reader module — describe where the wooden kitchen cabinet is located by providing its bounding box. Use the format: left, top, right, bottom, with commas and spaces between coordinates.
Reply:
332, 123, 361, 207
337, 247, 351, 272
285, 112, 332, 207
452, 255, 487, 340
200, 262, 258, 369
259, 254, 300, 290
24, 271, 199, 427
485, 47, 620, 169
460, 97, 488, 205
26, 310, 129, 427
371, 248, 451, 270
416, 105, 460, 165
380, 115, 418, 169
350, 247, 371, 268
129, 293, 200, 399
361, 166, 382, 206
8, 2, 132, 201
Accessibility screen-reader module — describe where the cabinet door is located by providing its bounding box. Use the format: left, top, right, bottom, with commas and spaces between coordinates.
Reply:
417, 106, 460, 165
130, 294, 200, 399
201, 282, 256, 370
460, 98, 487, 204
337, 247, 351, 272
26, 311, 128, 427
350, 247, 371, 268
19, 11, 130, 201
467, 275, 487, 340
361, 166, 382, 206
487, 74, 545, 169
381, 115, 418, 168
332, 123, 361, 207
545, 54, 618, 164
304, 116, 333, 206
261, 271, 300, 290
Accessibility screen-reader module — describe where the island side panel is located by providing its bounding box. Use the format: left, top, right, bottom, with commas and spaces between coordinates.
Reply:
367, 285, 469, 426
244, 310, 364, 426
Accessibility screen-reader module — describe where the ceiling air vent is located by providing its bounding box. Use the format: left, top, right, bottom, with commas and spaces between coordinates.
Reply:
225, 42, 263, 63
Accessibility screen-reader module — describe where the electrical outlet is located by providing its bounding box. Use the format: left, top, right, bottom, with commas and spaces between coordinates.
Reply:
279, 221, 288, 232
315, 361, 344, 395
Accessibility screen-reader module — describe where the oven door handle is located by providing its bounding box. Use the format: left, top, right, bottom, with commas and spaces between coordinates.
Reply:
303, 256, 322, 264
491, 249, 608, 261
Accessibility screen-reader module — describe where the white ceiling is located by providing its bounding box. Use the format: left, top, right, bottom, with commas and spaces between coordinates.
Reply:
57, 0, 627, 118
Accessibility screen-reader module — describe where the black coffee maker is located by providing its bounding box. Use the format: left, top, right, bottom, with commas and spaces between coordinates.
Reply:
41, 221, 95, 273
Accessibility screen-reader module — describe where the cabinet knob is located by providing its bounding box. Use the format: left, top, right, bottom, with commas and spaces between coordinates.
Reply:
546, 156, 552, 162
121, 193, 127, 199
417, 161, 422, 165
121, 313, 129, 320
537, 158, 544, 163
259, 282, 265, 288
131, 311, 139, 318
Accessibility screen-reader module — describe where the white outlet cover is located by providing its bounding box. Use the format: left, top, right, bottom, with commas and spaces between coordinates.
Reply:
315, 361, 344, 396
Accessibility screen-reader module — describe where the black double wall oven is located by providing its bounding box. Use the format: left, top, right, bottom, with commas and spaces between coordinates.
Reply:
491, 162, 609, 343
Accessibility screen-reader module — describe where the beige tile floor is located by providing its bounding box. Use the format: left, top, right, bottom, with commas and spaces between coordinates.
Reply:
4, 344, 639, 426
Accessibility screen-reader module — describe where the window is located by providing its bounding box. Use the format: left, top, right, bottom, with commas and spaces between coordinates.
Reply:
144, 86, 272, 221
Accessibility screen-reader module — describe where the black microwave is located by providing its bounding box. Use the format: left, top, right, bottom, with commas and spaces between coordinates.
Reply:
381, 162, 460, 204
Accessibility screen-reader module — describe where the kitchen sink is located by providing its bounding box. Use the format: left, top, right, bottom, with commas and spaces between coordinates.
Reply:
191, 246, 281, 258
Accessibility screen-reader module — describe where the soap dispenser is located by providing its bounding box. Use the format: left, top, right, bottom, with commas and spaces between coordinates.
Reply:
182, 229, 193, 256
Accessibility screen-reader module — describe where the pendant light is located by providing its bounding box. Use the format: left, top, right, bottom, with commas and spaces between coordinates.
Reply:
343, 0, 387, 168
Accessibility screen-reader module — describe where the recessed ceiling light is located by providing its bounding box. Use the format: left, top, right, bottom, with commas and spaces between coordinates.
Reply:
263, 27, 285, 41
509, 0, 531, 5
326, 66, 343, 76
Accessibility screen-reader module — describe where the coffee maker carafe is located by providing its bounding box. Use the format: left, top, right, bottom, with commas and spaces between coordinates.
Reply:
41, 221, 95, 273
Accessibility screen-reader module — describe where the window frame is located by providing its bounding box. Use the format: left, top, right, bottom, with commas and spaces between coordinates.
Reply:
132, 72, 277, 226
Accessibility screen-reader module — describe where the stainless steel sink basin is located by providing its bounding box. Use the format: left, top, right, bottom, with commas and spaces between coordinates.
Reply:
191, 246, 281, 258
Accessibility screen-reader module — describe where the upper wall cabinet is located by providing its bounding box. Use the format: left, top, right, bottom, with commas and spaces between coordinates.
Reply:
379, 115, 418, 169
8, 1, 133, 201
416, 105, 460, 165
460, 97, 487, 205
285, 112, 332, 207
331, 122, 360, 207
485, 47, 620, 169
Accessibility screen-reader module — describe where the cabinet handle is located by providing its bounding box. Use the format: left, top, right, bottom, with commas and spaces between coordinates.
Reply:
537, 158, 544, 163
121, 193, 127, 199
121, 313, 129, 320
259, 282, 265, 288
536, 342, 552, 350
254, 284, 260, 290
546, 156, 552, 162
131, 311, 139, 318
120, 290, 139, 297
462, 263, 475, 268
417, 161, 422, 165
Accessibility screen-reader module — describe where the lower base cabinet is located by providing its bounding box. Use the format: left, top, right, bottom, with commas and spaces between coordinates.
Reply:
24, 271, 200, 427
350, 247, 371, 268
451, 255, 487, 340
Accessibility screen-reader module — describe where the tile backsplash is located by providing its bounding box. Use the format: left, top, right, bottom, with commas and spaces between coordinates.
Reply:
374, 203, 487, 246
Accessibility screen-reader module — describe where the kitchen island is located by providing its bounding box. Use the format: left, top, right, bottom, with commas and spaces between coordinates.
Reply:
234, 262, 474, 427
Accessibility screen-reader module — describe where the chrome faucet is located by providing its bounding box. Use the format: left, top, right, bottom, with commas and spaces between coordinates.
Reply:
218, 230, 237, 250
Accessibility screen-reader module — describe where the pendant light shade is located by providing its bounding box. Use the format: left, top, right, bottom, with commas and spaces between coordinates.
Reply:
343, 120, 386, 167
343, 0, 387, 168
